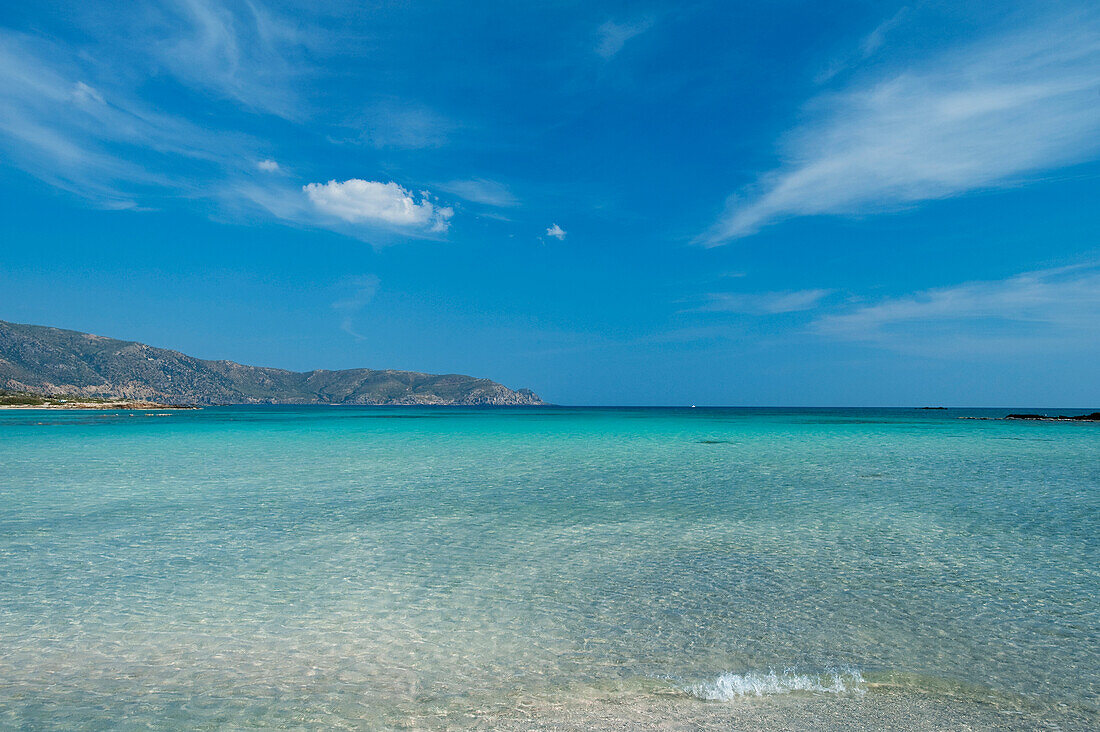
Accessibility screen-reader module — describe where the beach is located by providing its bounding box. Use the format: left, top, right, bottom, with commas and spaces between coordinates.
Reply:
0, 401, 191, 410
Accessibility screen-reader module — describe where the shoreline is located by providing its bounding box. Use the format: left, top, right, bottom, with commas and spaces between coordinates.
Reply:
0, 401, 198, 410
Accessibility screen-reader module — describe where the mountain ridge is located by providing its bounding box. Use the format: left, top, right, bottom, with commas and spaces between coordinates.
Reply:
0, 320, 545, 406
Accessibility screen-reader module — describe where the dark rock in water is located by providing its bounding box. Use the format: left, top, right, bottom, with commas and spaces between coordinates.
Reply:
0, 319, 546, 406
1005, 412, 1100, 422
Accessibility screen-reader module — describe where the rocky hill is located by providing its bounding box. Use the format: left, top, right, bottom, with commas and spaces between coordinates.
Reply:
0, 320, 544, 406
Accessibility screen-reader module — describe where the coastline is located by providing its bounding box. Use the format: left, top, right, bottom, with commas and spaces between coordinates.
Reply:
0, 400, 197, 410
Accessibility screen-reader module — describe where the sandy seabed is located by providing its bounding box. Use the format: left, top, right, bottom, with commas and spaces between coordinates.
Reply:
471, 688, 1092, 731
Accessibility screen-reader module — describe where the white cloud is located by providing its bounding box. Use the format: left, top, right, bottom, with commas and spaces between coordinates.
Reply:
304, 179, 453, 232
596, 18, 655, 58
704, 13, 1100, 244
812, 264, 1100, 355
0, 26, 435, 246
438, 178, 518, 207
696, 289, 832, 315
546, 223, 566, 240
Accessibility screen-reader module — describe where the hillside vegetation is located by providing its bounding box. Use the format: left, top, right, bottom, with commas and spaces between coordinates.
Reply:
0, 320, 544, 406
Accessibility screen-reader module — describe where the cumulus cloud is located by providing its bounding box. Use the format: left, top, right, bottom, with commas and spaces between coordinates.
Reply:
703, 13, 1100, 244
812, 264, 1100, 355
596, 18, 655, 58
696, 289, 832, 315
304, 179, 453, 232
0, 22, 439, 245
546, 223, 567, 240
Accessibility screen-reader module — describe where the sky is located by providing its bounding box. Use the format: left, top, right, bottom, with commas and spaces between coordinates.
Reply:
0, 0, 1098, 406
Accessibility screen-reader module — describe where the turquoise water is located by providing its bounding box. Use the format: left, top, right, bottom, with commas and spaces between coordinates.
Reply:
0, 407, 1097, 729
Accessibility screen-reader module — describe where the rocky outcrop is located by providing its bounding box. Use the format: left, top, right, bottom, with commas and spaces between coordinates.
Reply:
1005, 412, 1100, 422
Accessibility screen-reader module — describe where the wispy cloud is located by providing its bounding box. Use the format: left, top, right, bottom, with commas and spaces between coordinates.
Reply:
816, 7, 910, 83
304, 179, 453, 232
704, 12, 1100, 244
596, 17, 655, 58
813, 264, 1100, 355
859, 7, 909, 58
546, 223, 566, 240
149, 0, 311, 119
332, 274, 380, 339
695, 289, 832, 315
437, 178, 518, 207
344, 100, 456, 149
0, 26, 460, 243
0, 30, 253, 207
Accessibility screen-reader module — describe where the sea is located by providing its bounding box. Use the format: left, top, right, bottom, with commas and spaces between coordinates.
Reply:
0, 406, 1097, 729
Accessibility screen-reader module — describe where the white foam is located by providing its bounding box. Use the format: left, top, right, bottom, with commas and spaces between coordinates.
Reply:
690, 669, 865, 700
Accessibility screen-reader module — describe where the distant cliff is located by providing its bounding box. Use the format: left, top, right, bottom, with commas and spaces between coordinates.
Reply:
0, 320, 545, 406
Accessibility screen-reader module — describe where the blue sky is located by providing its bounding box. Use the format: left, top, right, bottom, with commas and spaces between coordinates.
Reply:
1, 0, 1098, 406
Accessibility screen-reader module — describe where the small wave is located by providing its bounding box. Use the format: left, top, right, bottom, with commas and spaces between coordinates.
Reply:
690, 669, 865, 700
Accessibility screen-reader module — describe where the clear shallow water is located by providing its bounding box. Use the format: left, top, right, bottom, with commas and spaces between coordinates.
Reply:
0, 406, 1097, 729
